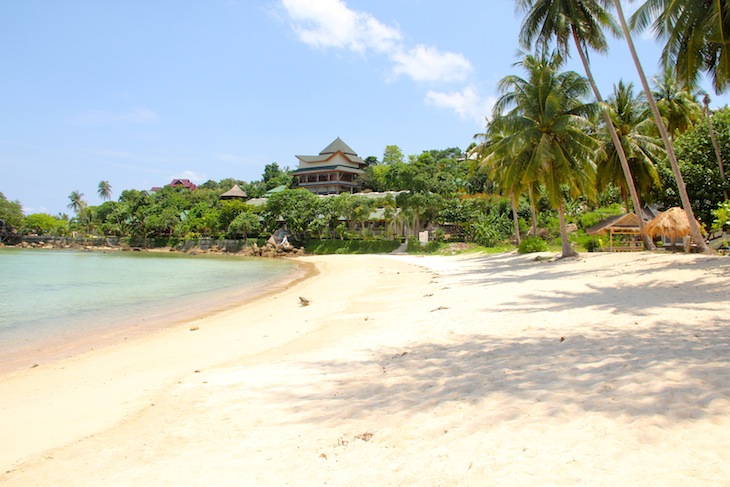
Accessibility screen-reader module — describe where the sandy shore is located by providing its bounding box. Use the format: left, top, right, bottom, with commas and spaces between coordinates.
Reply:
1, 251, 729, 485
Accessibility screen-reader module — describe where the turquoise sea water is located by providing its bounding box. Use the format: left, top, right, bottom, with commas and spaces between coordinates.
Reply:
0, 248, 297, 367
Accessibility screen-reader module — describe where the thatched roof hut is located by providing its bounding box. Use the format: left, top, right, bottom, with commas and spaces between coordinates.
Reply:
586, 212, 644, 252
587, 213, 642, 237
220, 184, 248, 200
644, 207, 700, 240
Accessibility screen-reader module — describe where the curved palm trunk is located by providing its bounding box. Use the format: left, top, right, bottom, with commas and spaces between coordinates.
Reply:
558, 202, 576, 258
572, 27, 655, 250
510, 190, 521, 245
704, 96, 728, 201
528, 184, 538, 237
614, 0, 712, 254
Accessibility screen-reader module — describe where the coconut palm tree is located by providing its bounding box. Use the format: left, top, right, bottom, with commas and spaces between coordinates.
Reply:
98, 180, 113, 201
67, 190, 86, 215
631, 0, 730, 94
613, 0, 712, 253
597, 80, 664, 212
516, 0, 654, 249
492, 51, 598, 257
652, 66, 702, 139
475, 124, 532, 245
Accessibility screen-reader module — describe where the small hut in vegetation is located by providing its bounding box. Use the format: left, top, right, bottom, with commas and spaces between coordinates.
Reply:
586, 213, 644, 252
220, 184, 248, 201
645, 207, 703, 251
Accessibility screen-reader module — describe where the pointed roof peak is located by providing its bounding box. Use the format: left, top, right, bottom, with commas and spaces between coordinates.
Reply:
320, 137, 357, 157
220, 183, 248, 199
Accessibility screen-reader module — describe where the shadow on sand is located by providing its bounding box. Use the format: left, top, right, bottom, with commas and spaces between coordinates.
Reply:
274, 322, 730, 426
269, 253, 730, 426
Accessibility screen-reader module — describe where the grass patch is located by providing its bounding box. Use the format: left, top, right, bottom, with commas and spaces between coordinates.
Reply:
303, 239, 401, 255
408, 239, 514, 255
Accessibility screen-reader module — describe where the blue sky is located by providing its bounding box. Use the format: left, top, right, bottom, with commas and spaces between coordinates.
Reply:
2, 0, 728, 216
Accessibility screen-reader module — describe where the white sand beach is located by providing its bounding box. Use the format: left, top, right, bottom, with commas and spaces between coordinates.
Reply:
1, 251, 729, 486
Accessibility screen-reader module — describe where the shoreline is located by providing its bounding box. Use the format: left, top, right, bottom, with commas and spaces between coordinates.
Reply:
2, 236, 306, 258
0, 249, 314, 375
2, 251, 730, 484
0, 253, 425, 473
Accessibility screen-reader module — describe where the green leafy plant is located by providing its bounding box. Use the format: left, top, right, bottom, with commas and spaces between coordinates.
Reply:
711, 200, 730, 233
471, 211, 512, 247
517, 236, 549, 254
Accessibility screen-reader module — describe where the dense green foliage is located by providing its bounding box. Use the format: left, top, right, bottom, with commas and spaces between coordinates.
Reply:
21, 213, 67, 235
0, 192, 24, 231
653, 108, 730, 224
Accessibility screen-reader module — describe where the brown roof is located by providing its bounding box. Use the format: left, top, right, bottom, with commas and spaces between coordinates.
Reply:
644, 207, 702, 239
586, 213, 642, 236
220, 184, 248, 200
169, 179, 197, 190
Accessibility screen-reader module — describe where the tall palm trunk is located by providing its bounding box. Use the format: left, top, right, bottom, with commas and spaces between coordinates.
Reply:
510, 190, 521, 245
557, 202, 575, 258
571, 27, 655, 250
528, 184, 538, 237
613, 0, 713, 254
704, 95, 728, 201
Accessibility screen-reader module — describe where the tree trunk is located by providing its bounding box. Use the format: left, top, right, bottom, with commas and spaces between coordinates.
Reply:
527, 184, 538, 237
558, 202, 576, 258
510, 190, 521, 245
613, 0, 713, 254
572, 27, 655, 250
704, 95, 728, 201
528, 185, 538, 237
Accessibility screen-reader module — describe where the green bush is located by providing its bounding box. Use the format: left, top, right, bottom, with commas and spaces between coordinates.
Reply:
517, 237, 549, 254
711, 200, 730, 233
407, 236, 444, 254
21, 213, 67, 236
471, 211, 512, 247
431, 228, 445, 242
574, 233, 604, 252
578, 204, 623, 229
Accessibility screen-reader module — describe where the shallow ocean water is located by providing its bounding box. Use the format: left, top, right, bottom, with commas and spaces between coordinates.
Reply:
0, 248, 296, 363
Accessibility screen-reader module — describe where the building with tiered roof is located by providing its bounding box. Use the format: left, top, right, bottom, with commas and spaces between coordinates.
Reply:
292, 137, 366, 195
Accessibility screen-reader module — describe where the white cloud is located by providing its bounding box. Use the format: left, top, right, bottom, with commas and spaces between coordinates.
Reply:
424, 86, 495, 125
280, 0, 482, 117
390, 45, 473, 83
177, 170, 206, 183
281, 0, 401, 53
22, 205, 49, 216
281, 1, 471, 83
70, 107, 159, 125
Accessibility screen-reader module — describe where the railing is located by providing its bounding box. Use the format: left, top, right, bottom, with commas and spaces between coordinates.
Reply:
610, 241, 643, 252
